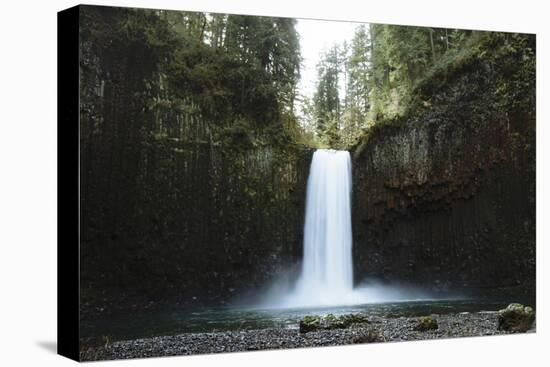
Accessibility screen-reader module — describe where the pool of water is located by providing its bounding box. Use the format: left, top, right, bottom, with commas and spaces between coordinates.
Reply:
80, 298, 522, 341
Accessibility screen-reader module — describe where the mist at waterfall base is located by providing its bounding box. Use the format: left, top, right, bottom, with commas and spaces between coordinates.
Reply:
284, 149, 354, 307
79, 151, 485, 342
78, 149, 527, 342
257, 149, 438, 310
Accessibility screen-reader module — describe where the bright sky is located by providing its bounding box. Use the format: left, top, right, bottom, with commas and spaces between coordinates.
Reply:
296, 18, 366, 103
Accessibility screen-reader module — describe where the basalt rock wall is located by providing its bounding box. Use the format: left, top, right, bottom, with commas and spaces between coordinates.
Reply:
351, 40, 535, 298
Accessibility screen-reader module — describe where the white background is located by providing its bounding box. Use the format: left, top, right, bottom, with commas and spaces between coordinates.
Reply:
0, 0, 547, 365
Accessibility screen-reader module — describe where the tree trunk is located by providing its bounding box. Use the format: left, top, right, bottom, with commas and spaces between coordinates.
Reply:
429, 28, 436, 63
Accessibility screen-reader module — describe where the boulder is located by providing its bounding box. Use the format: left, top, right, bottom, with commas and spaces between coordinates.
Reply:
498, 303, 535, 332
299, 313, 369, 333
299, 315, 321, 333
413, 316, 438, 331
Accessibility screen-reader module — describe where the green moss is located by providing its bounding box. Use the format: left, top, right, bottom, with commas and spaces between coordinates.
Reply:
299, 313, 369, 333
302, 315, 320, 323
351, 115, 405, 159
340, 313, 369, 325
299, 315, 321, 333
413, 316, 438, 331
413, 32, 534, 113
498, 303, 535, 332
219, 122, 255, 152
352, 32, 535, 162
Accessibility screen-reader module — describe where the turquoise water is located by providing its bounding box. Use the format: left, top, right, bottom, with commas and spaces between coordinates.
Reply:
80, 299, 519, 341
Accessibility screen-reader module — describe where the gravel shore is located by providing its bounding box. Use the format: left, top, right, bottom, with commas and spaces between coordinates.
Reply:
80, 312, 535, 361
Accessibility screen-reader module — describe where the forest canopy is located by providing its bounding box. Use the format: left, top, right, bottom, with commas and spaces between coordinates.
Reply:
303, 24, 535, 148
80, 6, 535, 151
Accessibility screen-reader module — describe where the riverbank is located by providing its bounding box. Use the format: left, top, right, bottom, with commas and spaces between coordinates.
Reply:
80, 311, 535, 361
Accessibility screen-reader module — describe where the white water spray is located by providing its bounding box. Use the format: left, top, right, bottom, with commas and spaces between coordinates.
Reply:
256, 149, 438, 309
281, 149, 365, 307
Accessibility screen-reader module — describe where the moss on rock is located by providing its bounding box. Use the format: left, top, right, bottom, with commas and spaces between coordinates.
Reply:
299, 313, 370, 333
413, 316, 438, 331
299, 315, 321, 333
498, 303, 535, 332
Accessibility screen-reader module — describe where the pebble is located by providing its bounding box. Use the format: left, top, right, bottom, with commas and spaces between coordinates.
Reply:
80, 312, 535, 361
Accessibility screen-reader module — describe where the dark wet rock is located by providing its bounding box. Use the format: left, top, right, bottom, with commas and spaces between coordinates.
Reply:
299, 315, 321, 333
351, 38, 535, 299
340, 313, 370, 325
299, 313, 369, 333
498, 303, 535, 332
351, 329, 383, 344
413, 316, 438, 331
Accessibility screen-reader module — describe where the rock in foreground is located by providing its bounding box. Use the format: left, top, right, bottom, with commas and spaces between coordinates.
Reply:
299, 313, 369, 333
80, 311, 535, 361
413, 316, 438, 331
498, 303, 535, 332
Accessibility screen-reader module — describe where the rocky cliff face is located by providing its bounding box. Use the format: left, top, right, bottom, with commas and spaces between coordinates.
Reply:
81, 118, 312, 309
175, 140, 312, 302
78, 7, 317, 311
351, 43, 535, 298
164, 141, 312, 304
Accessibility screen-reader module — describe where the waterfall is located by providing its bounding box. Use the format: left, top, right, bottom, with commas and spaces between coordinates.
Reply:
282, 149, 362, 307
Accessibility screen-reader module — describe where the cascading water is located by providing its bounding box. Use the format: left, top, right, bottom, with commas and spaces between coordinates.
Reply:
281, 149, 366, 308
260, 149, 434, 309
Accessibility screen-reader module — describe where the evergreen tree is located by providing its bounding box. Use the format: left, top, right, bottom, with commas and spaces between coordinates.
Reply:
342, 25, 371, 143
313, 45, 341, 133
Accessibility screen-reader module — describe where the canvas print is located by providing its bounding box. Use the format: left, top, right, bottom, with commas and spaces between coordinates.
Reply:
70, 4, 535, 361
